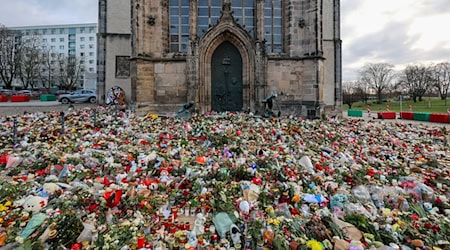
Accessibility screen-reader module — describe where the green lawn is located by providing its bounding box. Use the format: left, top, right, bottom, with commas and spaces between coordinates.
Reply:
344, 97, 450, 113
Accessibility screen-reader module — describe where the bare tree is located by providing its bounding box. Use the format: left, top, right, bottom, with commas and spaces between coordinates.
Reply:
0, 25, 21, 89
18, 35, 42, 90
57, 55, 85, 90
399, 64, 433, 102
359, 63, 395, 103
38, 49, 59, 91
342, 80, 363, 109
432, 62, 450, 103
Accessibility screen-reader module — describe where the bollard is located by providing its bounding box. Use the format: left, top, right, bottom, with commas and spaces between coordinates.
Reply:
13, 118, 18, 145
93, 109, 97, 128
60, 111, 65, 134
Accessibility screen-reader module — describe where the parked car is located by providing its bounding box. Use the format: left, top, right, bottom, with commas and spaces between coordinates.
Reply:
17, 90, 32, 95
0, 89, 15, 95
57, 90, 97, 104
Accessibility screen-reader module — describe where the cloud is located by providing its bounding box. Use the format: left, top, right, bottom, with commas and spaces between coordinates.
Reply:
0, 0, 97, 27
342, 0, 450, 81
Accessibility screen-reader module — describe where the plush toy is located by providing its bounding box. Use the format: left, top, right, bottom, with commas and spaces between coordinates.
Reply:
42, 183, 60, 195
159, 169, 172, 185
15, 195, 48, 243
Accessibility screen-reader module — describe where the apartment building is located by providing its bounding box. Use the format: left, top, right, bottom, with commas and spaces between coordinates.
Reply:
10, 23, 97, 90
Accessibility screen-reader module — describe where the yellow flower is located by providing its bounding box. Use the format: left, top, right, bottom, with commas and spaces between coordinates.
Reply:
306, 239, 323, 250
364, 233, 374, 240
4, 201, 11, 207
381, 208, 391, 217
392, 223, 399, 231
265, 206, 275, 214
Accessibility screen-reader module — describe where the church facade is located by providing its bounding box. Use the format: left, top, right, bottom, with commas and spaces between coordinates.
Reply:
98, 0, 342, 117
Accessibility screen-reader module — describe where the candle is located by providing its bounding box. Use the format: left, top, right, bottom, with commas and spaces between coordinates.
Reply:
172, 207, 178, 219
137, 233, 145, 248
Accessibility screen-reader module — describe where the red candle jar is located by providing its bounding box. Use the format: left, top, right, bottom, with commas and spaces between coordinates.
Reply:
137, 233, 145, 248
163, 219, 170, 229
171, 207, 178, 219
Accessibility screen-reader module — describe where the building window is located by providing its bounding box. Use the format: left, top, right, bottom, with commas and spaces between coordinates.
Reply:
42, 29, 47, 35
60, 28, 65, 34
51, 29, 56, 35
197, 0, 221, 37
89, 27, 95, 33
80, 44, 85, 49
42, 38, 47, 43
60, 53, 65, 57
80, 37, 85, 41
231, 0, 255, 36
89, 36, 94, 41
60, 38, 64, 42
80, 27, 85, 33
59, 45, 64, 50
89, 52, 94, 56
116, 56, 130, 78
264, 0, 283, 53
89, 44, 94, 49
51, 38, 56, 42
89, 67, 94, 72
50, 46, 56, 50
169, 0, 190, 53
80, 52, 85, 57
89, 60, 94, 64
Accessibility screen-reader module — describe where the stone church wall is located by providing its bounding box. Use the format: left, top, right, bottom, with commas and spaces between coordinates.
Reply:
104, 35, 132, 102
124, 0, 341, 117
266, 59, 321, 116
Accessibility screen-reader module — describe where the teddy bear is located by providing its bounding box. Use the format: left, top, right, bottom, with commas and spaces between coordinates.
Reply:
15, 195, 48, 243
42, 182, 60, 195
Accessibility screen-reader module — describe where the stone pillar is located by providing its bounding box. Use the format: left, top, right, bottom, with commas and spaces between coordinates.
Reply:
334, 0, 342, 107
255, 0, 265, 41
254, 0, 267, 113
97, 0, 107, 104
187, 0, 199, 105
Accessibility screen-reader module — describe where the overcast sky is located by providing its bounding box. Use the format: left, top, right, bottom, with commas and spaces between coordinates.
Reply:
1, 0, 449, 81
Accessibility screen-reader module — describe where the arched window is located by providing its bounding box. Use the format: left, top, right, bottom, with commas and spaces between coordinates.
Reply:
231, 0, 255, 36
197, 0, 222, 37
264, 0, 283, 53
197, 0, 255, 37
169, 0, 190, 53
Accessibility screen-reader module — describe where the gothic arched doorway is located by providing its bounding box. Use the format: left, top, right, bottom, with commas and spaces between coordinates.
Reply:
211, 41, 243, 112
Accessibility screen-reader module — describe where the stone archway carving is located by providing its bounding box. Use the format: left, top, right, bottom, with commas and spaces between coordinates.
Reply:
197, 24, 256, 113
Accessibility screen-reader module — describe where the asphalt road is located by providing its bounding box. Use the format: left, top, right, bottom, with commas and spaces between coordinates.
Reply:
0, 101, 96, 117
1, 101, 449, 127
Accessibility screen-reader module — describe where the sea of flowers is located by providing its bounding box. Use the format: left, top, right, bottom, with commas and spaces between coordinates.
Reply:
0, 106, 449, 250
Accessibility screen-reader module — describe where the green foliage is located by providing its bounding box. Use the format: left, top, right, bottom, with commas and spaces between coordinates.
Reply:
208, 133, 230, 147
48, 213, 83, 249
344, 97, 450, 113
343, 213, 382, 241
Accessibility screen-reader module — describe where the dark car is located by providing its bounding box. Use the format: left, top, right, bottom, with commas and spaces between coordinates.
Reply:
57, 90, 97, 104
